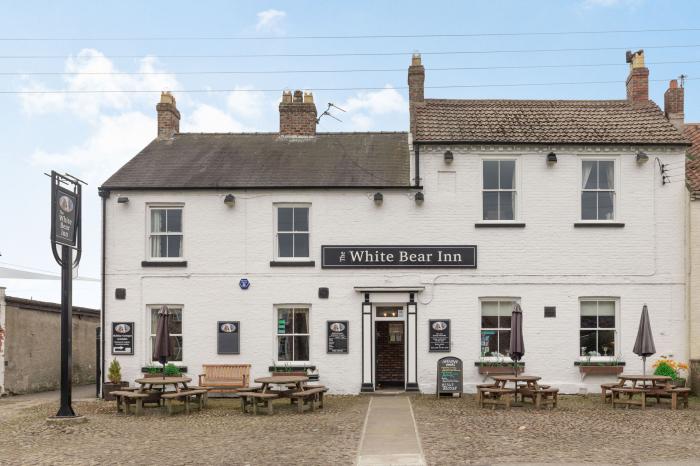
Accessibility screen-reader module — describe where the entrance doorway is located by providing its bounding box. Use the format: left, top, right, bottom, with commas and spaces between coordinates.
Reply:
374, 305, 405, 389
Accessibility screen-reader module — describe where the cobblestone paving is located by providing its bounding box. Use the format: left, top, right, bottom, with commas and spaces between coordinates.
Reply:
0, 396, 369, 465
411, 394, 700, 465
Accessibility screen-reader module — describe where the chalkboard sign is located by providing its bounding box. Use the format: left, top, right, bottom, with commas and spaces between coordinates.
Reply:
429, 319, 450, 352
217, 321, 240, 354
111, 322, 134, 355
327, 320, 349, 354
437, 356, 463, 397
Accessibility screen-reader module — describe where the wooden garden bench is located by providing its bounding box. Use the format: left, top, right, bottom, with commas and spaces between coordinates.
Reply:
654, 387, 691, 410
288, 387, 325, 413
478, 387, 515, 410
600, 380, 624, 404
198, 364, 251, 394
611, 387, 646, 409
519, 387, 558, 409
161, 389, 209, 415
238, 392, 279, 415
111, 391, 149, 416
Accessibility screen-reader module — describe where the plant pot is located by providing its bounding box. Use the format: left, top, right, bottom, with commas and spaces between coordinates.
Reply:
102, 381, 129, 400
578, 365, 624, 376
271, 371, 307, 377
142, 372, 164, 378
476, 365, 524, 375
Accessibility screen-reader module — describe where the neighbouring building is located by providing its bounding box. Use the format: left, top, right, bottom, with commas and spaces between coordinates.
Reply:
0, 287, 99, 395
99, 50, 689, 395
684, 122, 700, 394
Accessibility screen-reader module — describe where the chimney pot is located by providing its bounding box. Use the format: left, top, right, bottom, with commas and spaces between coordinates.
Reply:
293, 90, 303, 103
303, 91, 314, 104
625, 50, 649, 104
156, 91, 180, 139
282, 90, 292, 103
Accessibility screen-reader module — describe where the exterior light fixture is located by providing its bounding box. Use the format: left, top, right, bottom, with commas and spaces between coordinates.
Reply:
444, 150, 454, 164
117, 196, 129, 204
373, 192, 383, 206
636, 151, 649, 164
224, 194, 236, 206
547, 152, 557, 164
414, 192, 424, 205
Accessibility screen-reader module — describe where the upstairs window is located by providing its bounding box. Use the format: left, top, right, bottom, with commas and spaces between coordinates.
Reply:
275, 205, 310, 260
483, 160, 516, 221
581, 160, 615, 220
149, 207, 183, 259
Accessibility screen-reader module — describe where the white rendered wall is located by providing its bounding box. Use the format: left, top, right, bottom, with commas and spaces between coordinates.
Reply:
104, 143, 687, 394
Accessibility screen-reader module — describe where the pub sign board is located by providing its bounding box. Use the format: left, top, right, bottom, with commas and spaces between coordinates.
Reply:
321, 245, 476, 269
52, 184, 79, 247
429, 319, 451, 352
437, 356, 463, 396
327, 320, 349, 354
111, 322, 134, 355
217, 321, 240, 354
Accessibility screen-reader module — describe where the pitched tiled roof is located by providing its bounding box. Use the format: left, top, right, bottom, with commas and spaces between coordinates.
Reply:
101, 132, 410, 190
685, 124, 700, 192
414, 99, 689, 145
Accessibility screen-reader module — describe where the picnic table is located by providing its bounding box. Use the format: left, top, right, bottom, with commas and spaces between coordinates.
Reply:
607, 374, 691, 410
254, 375, 308, 394
134, 376, 192, 392
618, 374, 671, 389
240, 375, 326, 415
490, 375, 541, 392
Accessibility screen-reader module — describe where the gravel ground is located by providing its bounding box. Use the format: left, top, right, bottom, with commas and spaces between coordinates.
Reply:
411, 394, 700, 465
0, 396, 369, 466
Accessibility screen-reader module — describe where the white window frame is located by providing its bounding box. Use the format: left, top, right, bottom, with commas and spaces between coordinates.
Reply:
274, 304, 311, 364
146, 204, 184, 261
478, 297, 521, 362
578, 298, 620, 362
578, 157, 619, 222
480, 157, 520, 222
273, 203, 311, 261
147, 304, 184, 364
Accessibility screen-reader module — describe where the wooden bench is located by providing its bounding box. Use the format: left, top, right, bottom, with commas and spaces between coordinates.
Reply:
611, 387, 646, 409
476, 384, 497, 404
161, 389, 209, 415
110, 390, 149, 416
653, 387, 691, 410
288, 387, 325, 413
600, 381, 624, 404
519, 387, 559, 409
478, 387, 515, 410
304, 385, 329, 408
198, 364, 251, 394
238, 392, 279, 415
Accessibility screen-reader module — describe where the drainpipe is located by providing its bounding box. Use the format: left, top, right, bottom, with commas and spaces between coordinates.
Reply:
414, 142, 421, 188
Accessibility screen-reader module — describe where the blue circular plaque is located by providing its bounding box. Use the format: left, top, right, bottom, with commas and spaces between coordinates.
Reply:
239, 278, 250, 290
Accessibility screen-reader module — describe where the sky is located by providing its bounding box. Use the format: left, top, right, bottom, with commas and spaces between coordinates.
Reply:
0, 0, 698, 308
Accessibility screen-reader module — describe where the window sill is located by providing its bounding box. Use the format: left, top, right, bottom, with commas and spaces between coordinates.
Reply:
269, 260, 316, 267
475, 223, 526, 228
141, 260, 188, 267
574, 222, 625, 228
574, 360, 625, 366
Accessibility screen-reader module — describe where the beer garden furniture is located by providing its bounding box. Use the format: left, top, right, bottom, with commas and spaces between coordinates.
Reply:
239, 375, 327, 415
198, 364, 251, 394
605, 374, 689, 410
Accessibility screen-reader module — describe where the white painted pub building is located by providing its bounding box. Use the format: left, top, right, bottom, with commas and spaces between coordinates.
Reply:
100, 50, 690, 394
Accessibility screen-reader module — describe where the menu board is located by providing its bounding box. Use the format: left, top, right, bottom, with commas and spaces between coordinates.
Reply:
437, 356, 463, 396
217, 321, 240, 354
429, 319, 450, 352
111, 322, 134, 355
327, 320, 349, 354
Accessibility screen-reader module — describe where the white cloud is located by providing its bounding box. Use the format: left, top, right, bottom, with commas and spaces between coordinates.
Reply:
341, 86, 407, 115
256, 9, 286, 33
227, 86, 267, 120
184, 104, 248, 133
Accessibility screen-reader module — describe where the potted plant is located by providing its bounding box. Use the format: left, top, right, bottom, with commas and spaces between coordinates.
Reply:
142, 363, 163, 378
163, 363, 182, 377
475, 356, 524, 375
652, 358, 688, 387
577, 355, 625, 376
103, 359, 128, 401
269, 361, 307, 377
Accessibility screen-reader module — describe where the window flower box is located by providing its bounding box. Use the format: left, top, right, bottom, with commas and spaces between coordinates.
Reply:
575, 361, 625, 376
475, 361, 524, 375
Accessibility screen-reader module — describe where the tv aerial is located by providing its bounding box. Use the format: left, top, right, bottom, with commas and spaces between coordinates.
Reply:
317, 102, 346, 124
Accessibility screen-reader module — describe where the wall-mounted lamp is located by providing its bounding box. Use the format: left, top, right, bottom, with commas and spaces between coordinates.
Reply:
117, 196, 129, 204
224, 194, 236, 207
636, 151, 649, 164
414, 191, 424, 205
444, 150, 454, 164
546, 152, 557, 164
373, 192, 383, 206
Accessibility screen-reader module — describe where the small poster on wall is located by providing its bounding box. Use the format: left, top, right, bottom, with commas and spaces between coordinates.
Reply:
327, 320, 349, 354
429, 319, 450, 352
217, 321, 240, 354
111, 322, 134, 355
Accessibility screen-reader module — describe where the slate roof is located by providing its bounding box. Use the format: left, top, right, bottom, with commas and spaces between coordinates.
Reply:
414, 99, 689, 145
685, 124, 700, 192
101, 132, 410, 190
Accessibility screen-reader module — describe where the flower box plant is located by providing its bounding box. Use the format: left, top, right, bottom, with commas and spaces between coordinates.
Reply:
103, 359, 129, 401
576, 355, 625, 376
475, 357, 524, 375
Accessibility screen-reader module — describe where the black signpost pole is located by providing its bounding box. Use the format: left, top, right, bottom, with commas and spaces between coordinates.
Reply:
56, 244, 75, 417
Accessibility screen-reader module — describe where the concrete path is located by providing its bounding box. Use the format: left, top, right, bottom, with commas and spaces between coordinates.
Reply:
357, 396, 425, 466
0, 384, 96, 421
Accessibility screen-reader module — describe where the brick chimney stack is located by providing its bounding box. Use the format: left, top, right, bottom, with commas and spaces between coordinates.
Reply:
664, 79, 685, 131
625, 50, 649, 104
408, 53, 425, 136
279, 89, 317, 136
157, 91, 180, 139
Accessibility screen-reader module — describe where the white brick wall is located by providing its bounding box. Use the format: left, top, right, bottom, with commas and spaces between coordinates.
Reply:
104, 143, 688, 394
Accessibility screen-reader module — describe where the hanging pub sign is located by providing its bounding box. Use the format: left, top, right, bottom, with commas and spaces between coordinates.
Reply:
429, 319, 451, 352
111, 322, 134, 355
321, 245, 476, 269
51, 180, 80, 248
327, 320, 349, 354
217, 321, 240, 354
436, 356, 463, 397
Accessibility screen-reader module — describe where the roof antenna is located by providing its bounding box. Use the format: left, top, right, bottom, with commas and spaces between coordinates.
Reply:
679, 74, 687, 88
316, 102, 346, 124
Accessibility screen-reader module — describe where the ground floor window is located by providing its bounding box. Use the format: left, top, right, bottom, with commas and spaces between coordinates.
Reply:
480, 299, 515, 357
580, 299, 616, 357
150, 306, 183, 361
276, 307, 309, 361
